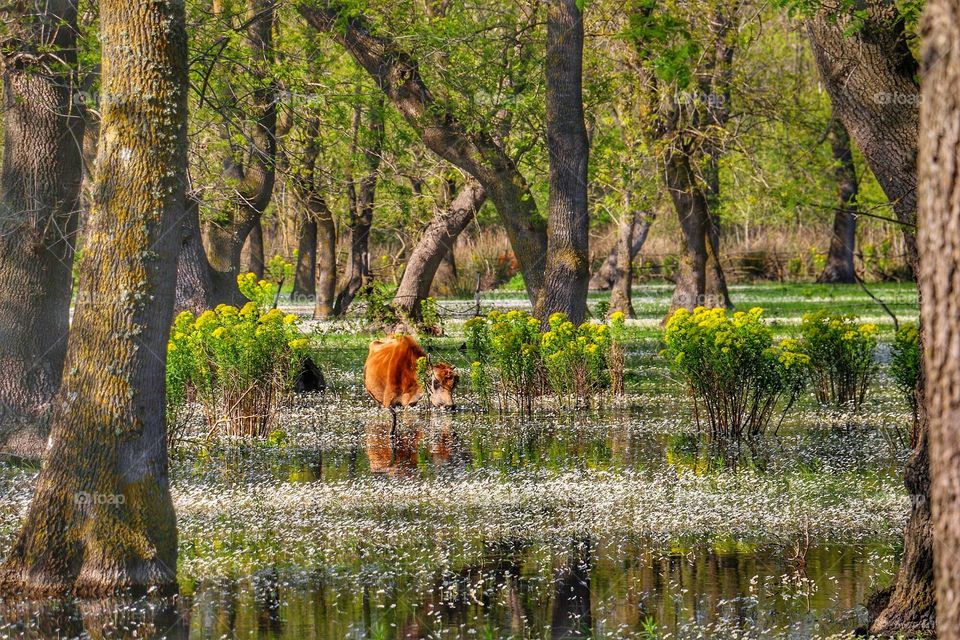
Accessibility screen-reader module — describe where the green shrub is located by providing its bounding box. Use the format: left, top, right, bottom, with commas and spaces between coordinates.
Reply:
891, 322, 920, 423
357, 281, 399, 328
166, 275, 314, 441
465, 310, 542, 412
465, 309, 625, 412
662, 307, 809, 440
797, 311, 878, 411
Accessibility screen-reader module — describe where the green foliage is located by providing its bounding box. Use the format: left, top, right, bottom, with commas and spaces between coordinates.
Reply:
890, 322, 920, 417
419, 297, 443, 335
357, 282, 399, 328
465, 310, 625, 412
797, 311, 878, 411
541, 312, 613, 405
662, 307, 809, 440
465, 310, 542, 412
166, 273, 315, 440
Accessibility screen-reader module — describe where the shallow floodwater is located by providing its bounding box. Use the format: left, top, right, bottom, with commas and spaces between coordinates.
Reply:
0, 386, 911, 639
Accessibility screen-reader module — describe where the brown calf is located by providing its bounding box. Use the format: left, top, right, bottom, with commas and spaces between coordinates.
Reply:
363, 335, 458, 411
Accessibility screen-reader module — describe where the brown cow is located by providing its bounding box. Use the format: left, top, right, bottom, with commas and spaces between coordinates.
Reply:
363, 335, 459, 413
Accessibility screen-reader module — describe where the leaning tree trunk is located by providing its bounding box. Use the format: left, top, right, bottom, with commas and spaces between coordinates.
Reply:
818, 118, 858, 284
918, 2, 960, 636
298, 2, 548, 305
806, 1, 919, 269
0, 0, 84, 458
334, 97, 384, 316
0, 0, 187, 596
664, 146, 732, 316
394, 181, 486, 320
589, 212, 654, 290
534, 0, 590, 325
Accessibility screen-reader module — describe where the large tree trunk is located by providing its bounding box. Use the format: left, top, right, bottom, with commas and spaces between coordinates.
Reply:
806, 2, 919, 269
298, 2, 548, 305
394, 181, 486, 321
0, 0, 187, 596
806, 3, 930, 632
918, 2, 960, 636
334, 96, 384, 316
0, 0, 84, 457
589, 212, 653, 290
818, 118, 858, 284
665, 146, 732, 315
534, 0, 590, 325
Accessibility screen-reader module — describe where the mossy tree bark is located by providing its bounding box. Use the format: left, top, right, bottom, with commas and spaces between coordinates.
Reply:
298, 2, 548, 306
393, 181, 486, 321
334, 95, 384, 316
534, 0, 590, 325
0, 0, 187, 597
817, 118, 858, 285
175, 195, 215, 315
917, 1, 960, 635
0, 0, 84, 457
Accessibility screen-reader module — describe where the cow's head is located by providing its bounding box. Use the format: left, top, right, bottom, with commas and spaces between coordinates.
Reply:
428, 362, 459, 409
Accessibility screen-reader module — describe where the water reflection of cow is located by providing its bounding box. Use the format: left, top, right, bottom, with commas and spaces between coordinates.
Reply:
363, 335, 459, 431
365, 413, 466, 478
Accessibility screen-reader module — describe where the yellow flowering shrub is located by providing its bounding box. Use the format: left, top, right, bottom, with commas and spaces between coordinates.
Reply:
465, 309, 623, 412
166, 271, 315, 440
662, 307, 809, 440
797, 310, 878, 411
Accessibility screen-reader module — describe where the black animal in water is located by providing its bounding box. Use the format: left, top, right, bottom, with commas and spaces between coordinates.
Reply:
294, 356, 326, 393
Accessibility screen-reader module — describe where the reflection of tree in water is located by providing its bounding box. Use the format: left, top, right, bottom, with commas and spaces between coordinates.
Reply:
253, 568, 282, 634
551, 538, 594, 638
0, 595, 188, 639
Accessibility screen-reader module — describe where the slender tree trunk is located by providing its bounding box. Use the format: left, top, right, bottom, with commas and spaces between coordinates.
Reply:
818, 119, 858, 284
241, 218, 265, 278
535, 0, 590, 325
175, 196, 214, 315
0, 0, 84, 457
0, 0, 187, 596
665, 146, 732, 315
589, 213, 653, 290
314, 202, 337, 318
918, 2, 960, 636
609, 211, 637, 318
394, 181, 486, 320
298, 2, 548, 305
806, 2, 919, 270
334, 96, 384, 316
292, 215, 317, 300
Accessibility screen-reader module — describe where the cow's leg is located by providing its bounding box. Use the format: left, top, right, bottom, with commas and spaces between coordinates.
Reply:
389, 407, 397, 438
